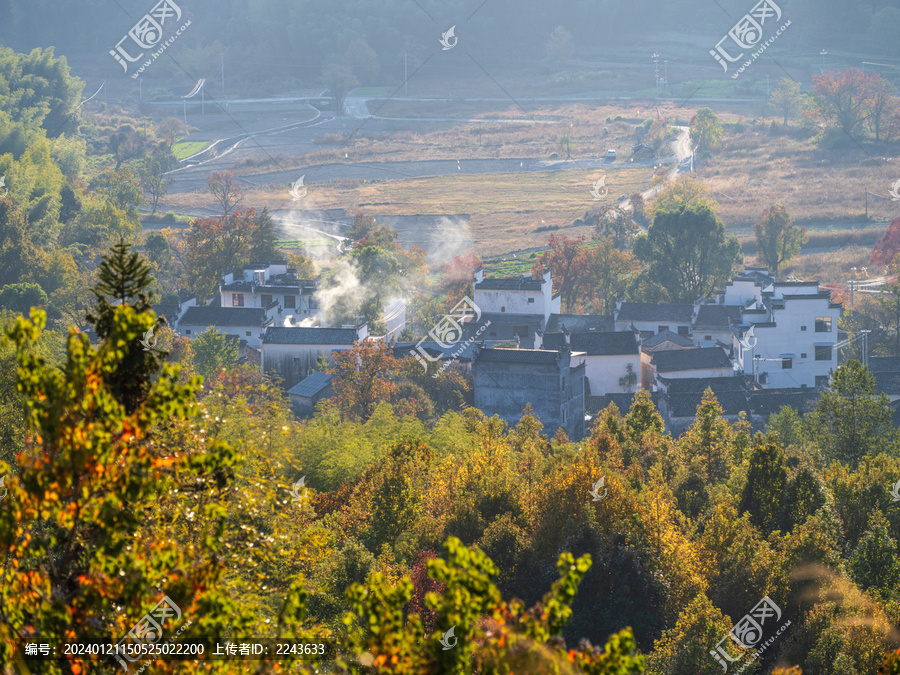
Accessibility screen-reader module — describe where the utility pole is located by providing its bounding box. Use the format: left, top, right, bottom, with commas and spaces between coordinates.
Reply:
404, 52, 408, 96
663, 60, 668, 94
652, 52, 660, 91
866, 186, 869, 219
221, 52, 225, 98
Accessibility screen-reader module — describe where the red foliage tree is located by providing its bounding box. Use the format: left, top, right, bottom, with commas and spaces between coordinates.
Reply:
871, 217, 900, 268
440, 252, 483, 304
531, 234, 589, 311
406, 549, 444, 634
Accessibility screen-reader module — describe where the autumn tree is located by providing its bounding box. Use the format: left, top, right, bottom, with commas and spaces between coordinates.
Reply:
532, 234, 589, 311
439, 252, 482, 306
863, 74, 898, 142
206, 168, 244, 217
871, 217, 900, 268
689, 108, 722, 161
587, 236, 640, 315
754, 204, 807, 275
812, 68, 872, 138
138, 147, 176, 215
679, 389, 732, 483
330, 340, 402, 422
633, 202, 742, 303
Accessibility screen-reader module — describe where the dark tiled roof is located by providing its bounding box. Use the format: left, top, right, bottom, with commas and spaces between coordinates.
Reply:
475, 275, 544, 291
263, 327, 360, 345
543, 331, 639, 356
694, 304, 743, 328
616, 302, 694, 323
658, 375, 749, 394
869, 357, 900, 373
546, 314, 614, 333
642, 330, 694, 348
571, 331, 638, 356
749, 389, 821, 416
468, 312, 544, 326
669, 390, 750, 418
875, 372, 900, 396
287, 372, 335, 398
476, 348, 562, 364
180, 306, 269, 328
651, 347, 733, 373
393, 341, 479, 362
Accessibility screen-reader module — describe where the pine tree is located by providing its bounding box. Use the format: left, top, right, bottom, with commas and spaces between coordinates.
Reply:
739, 441, 788, 534
84, 239, 164, 414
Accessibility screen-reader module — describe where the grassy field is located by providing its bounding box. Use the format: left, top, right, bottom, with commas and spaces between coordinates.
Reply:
172, 141, 211, 159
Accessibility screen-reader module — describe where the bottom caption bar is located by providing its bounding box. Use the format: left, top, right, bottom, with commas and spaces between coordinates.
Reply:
16, 639, 336, 662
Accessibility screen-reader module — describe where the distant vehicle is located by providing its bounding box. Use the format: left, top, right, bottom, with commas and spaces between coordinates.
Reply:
606, 149, 617, 159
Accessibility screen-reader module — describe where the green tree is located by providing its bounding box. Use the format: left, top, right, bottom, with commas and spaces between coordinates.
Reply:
85, 241, 165, 414
633, 202, 742, 302
546, 26, 574, 60
739, 441, 788, 534
782, 466, 826, 531
319, 63, 359, 116
92, 167, 144, 215
769, 77, 807, 125
192, 326, 239, 380
754, 204, 807, 276
557, 134, 574, 160
680, 390, 732, 482
248, 207, 280, 261
0, 282, 48, 315
647, 594, 734, 675
689, 108, 723, 161
850, 510, 900, 596
138, 149, 175, 215
811, 360, 894, 467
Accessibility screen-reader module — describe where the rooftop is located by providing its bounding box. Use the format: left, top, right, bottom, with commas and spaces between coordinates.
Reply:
476, 347, 567, 365
287, 372, 335, 398
642, 330, 694, 349
545, 313, 613, 333
263, 327, 360, 345
587, 392, 662, 416
616, 302, 695, 323
694, 304, 743, 329
749, 389, 821, 416
651, 347, 733, 373
657, 375, 750, 394
180, 306, 271, 328
475, 275, 545, 291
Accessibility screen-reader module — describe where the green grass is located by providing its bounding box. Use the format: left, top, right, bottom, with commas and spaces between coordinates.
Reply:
172, 141, 210, 159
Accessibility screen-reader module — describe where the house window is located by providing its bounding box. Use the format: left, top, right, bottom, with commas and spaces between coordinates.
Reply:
816, 375, 829, 387
705, 335, 712, 341
677, 326, 690, 337
782, 357, 793, 369
246, 331, 251, 336
815, 345, 832, 361
262, 294, 272, 306
284, 295, 296, 309
815, 317, 832, 332
800, 325, 807, 331
658, 325, 669, 333
801, 353, 807, 358
489, 331, 497, 338
185, 330, 191, 335
310, 299, 319, 310
501, 306, 506, 312
527, 297, 535, 304
232, 293, 244, 307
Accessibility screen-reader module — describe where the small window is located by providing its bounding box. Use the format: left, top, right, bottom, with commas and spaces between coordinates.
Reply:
815, 317, 832, 332
489, 331, 497, 338
527, 297, 535, 304
658, 325, 669, 334
782, 358, 792, 369
677, 326, 690, 337
284, 295, 296, 309
801, 384, 807, 388
801, 353, 807, 358
800, 325, 807, 331
501, 306, 506, 313
262, 294, 272, 306
815, 345, 832, 361
705, 335, 712, 341
232, 293, 244, 307
185, 329, 191, 335
246, 331, 251, 337
816, 375, 829, 387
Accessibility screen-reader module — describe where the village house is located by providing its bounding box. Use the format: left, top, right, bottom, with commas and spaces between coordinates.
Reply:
261, 324, 368, 389
473, 346, 586, 440
648, 346, 735, 383
177, 305, 278, 349
614, 301, 696, 338
287, 371, 336, 415
538, 330, 642, 397
220, 261, 319, 320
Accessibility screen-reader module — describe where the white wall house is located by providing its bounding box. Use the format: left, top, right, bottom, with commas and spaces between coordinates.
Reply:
735, 282, 841, 389
178, 305, 278, 349
540, 331, 641, 397
614, 302, 696, 337
220, 261, 319, 323
261, 325, 369, 389
473, 269, 561, 329
649, 347, 735, 384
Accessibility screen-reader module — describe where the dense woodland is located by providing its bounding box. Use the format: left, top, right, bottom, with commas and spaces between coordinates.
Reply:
5, 35, 900, 675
